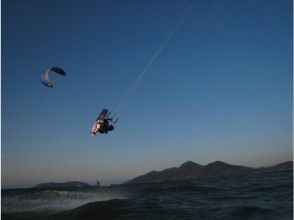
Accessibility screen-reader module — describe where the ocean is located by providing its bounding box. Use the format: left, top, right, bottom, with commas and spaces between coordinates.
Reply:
2, 169, 293, 219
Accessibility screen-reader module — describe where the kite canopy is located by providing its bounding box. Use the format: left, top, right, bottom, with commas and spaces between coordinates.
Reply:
41, 66, 66, 88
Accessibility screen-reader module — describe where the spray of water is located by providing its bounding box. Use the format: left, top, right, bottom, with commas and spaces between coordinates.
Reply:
2, 189, 127, 213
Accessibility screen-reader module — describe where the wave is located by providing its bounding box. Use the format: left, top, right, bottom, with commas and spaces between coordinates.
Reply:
54, 199, 135, 219
141, 185, 222, 193
55, 199, 177, 220
232, 206, 282, 220
250, 184, 292, 192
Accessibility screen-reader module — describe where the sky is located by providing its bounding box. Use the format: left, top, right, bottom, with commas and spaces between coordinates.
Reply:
2, 0, 293, 188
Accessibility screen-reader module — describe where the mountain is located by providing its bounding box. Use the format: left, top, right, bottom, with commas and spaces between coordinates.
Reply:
200, 161, 255, 178
259, 161, 293, 171
34, 181, 90, 189
126, 161, 292, 184
168, 161, 203, 179
127, 167, 178, 183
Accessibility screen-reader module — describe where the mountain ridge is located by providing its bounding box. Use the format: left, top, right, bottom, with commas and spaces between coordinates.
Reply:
126, 161, 293, 184
34, 181, 90, 189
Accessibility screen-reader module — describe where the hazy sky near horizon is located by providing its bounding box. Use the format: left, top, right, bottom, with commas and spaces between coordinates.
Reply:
2, 0, 292, 188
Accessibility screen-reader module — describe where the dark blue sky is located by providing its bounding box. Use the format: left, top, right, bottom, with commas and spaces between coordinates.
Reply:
2, 0, 292, 188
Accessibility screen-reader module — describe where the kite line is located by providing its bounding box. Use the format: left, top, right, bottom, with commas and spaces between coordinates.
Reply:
115, 0, 197, 113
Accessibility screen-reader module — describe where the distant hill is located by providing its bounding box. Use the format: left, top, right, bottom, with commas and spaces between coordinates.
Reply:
34, 181, 90, 189
258, 161, 293, 171
126, 161, 293, 184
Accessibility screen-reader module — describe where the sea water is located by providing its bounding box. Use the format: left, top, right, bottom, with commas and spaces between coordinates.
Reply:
2, 169, 293, 219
